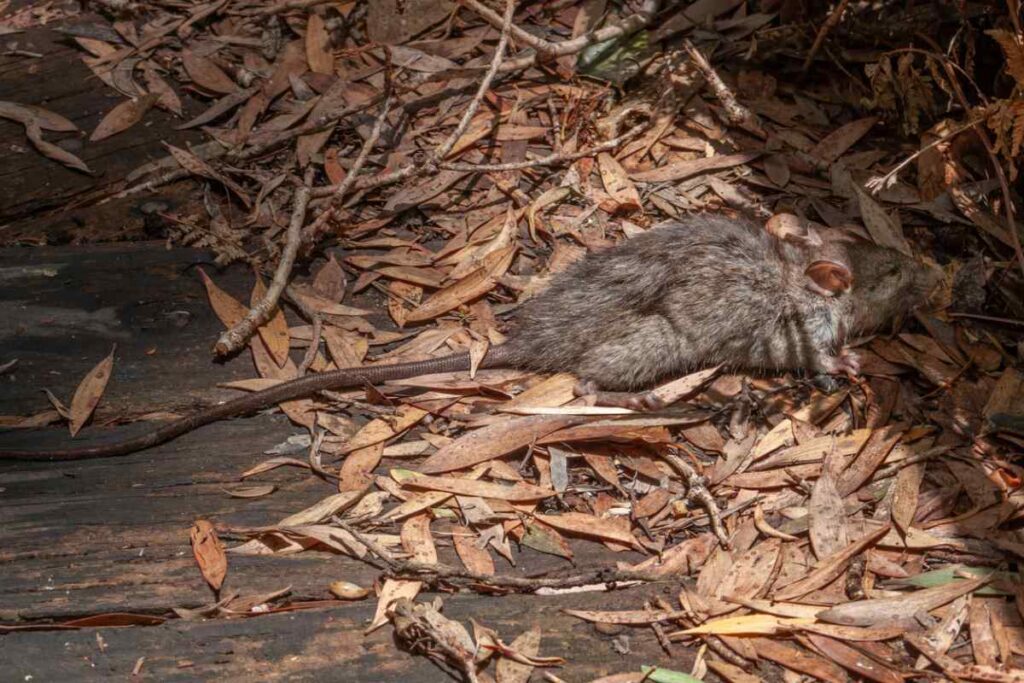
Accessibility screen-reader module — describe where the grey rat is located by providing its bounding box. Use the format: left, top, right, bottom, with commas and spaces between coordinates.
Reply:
0, 215, 939, 461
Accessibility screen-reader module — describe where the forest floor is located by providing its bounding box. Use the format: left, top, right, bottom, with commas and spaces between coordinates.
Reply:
2, 0, 1024, 681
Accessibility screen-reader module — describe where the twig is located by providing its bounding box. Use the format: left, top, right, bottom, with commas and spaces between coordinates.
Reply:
439, 123, 649, 172
333, 520, 660, 591
936, 56, 1024, 279
802, 0, 850, 73
214, 171, 312, 357
297, 313, 322, 375
464, 0, 660, 59
247, 0, 331, 16
302, 64, 395, 246
430, 0, 515, 165
662, 450, 730, 548
682, 40, 765, 138
865, 116, 989, 193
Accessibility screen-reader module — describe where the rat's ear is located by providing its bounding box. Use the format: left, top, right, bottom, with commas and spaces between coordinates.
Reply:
804, 259, 853, 297
766, 213, 824, 247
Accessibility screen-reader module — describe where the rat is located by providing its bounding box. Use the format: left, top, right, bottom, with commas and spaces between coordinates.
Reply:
0, 214, 940, 461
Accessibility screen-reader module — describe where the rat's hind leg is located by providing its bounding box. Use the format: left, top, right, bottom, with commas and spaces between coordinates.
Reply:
573, 314, 685, 393
573, 380, 666, 411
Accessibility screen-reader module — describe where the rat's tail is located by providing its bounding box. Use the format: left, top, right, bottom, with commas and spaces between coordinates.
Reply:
0, 347, 514, 462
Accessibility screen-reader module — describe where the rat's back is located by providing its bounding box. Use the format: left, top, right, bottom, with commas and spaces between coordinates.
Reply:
503, 215, 801, 389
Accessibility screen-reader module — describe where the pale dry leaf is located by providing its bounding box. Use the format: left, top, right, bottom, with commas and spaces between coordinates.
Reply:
90, 93, 159, 142
68, 345, 116, 437
305, 14, 334, 74
190, 519, 227, 591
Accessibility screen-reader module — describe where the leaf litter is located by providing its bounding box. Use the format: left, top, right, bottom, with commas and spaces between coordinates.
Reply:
4, 0, 1024, 680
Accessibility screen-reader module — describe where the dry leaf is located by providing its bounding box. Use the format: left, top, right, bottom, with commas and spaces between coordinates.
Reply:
69, 345, 115, 437
190, 519, 227, 591
181, 50, 237, 94
90, 93, 159, 142
305, 14, 334, 74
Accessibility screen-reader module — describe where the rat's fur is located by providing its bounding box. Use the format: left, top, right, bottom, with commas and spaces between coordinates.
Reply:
502, 215, 939, 390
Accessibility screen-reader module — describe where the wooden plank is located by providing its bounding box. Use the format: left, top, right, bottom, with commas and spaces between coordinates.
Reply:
0, 242, 268, 417
0, 242, 702, 677
0, 25, 202, 224
0, 588, 679, 681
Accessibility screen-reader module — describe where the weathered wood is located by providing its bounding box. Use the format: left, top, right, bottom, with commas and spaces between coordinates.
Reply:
0, 25, 202, 225
0, 242, 701, 679
0, 588, 679, 681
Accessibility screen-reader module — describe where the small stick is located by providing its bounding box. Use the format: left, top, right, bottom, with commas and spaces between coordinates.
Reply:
802, 0, 850, 74
302, 65, 395, 245
430, 0, 515, 165
683, 40, 765, 139
662, 450, 730, 548
464, 0, 660, 59
439, 123, 648, 173
297, 314, 322, 375
214, 171, 313, 357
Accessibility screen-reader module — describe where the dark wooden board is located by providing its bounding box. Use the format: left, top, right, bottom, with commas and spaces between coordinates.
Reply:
0, 241, 274, 417
0, 24, 203, 226
0, 241, 702, 680
1, 588, 681, 681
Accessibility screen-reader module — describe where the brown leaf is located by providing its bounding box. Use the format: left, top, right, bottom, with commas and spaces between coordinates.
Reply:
495, 625, 542, 683
189, 519, 227, 591
453, 525, 495, 576
24, 121, 91, 173
197, 268, 248, 327
533, 512, 640, 549
181, 50, 237, 94
420, 415, 584, 474
405, 475, 555, 502
141, 62, 183, 116
340, 443, 385, 492
0, 101, 78, 131
69, 345, 115, 437
891, 457, 926, 535
810, 116, 878, 162
405, 245, 517, 322
629, 152, 759, 183
774, 524, 890, 601
250, 278, 290, 368
818, 574, 988, 627
90, 93, 159, 142
804, 633, 903, 683
312, 254, 347, 302
853, 183, 912, 256
305, 14, 334, 74
597, 152, 642, 213
808, 459, 849, 559
751, 637, 846, 683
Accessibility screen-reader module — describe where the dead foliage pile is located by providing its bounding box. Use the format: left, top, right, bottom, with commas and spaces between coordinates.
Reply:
4, 0, 1024, 680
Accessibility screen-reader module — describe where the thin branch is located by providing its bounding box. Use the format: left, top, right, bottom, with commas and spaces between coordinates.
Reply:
333, 519, 659, 591
431, 0, 515, 164
464, 0, 660, 59
936, 56, 1024, 279
662, 450, 730, 548
440, 123, 649, 172
802, 0, 850, 73
865, 116, 990, 193
682, 39, 765, 138
302, 67, 395, 246
214, 172, 313, 357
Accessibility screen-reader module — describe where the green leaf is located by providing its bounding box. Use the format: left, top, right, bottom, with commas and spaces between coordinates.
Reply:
641, 666, 704, 683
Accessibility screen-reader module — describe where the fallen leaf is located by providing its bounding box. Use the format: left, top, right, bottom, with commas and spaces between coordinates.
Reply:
190, 519, 227, 591
90, 93, 159, 142
69, 345, 115, 437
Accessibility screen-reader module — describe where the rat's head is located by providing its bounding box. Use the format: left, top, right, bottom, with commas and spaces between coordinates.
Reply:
840, 242, 943, 333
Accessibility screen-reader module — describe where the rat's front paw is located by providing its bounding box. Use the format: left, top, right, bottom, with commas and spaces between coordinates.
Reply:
823, 349, 861, 377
